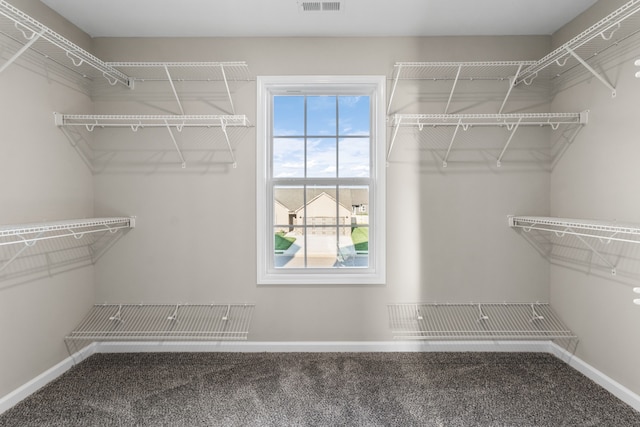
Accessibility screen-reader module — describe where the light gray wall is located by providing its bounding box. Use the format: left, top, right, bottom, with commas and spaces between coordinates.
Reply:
0, 1, 94, 398
90, 36, 552, 342
550, 1, 640, 396
7, 0, 638, 403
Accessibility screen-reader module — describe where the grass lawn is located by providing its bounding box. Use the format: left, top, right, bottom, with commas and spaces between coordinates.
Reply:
351, 227, 369, 252
275, 231, 296, 252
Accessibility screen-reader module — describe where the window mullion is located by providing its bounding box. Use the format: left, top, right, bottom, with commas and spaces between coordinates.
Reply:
335, 96, 340, 250
303, 96, 308, 269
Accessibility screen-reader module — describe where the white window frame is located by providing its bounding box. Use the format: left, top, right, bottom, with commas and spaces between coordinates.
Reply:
257, 75, 386, 285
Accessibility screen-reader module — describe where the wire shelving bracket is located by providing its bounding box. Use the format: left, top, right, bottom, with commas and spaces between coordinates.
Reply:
65, 303, 256, 354
54, 113, 250, 168
387, 61, 536, 115
0, 0, 132, 87
514, 0, 640, 97
0, 217, 135, 273
387, 111, 588, 167
388, 302, 576, 341
509, 215, 640, 276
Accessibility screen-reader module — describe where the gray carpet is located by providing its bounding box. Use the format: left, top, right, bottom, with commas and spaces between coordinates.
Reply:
1, 352, 639, 426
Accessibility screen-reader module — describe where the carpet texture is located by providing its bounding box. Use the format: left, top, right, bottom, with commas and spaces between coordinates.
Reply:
1, 352, 639, 426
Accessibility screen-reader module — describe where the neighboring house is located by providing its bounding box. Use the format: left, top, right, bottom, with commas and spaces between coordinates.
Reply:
294, 192, 352, 234
274, 189, 368, 235
274, 200, 293, 231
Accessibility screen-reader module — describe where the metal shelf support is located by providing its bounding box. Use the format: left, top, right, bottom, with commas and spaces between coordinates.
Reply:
219, 117, 238, 168
565, 46, 617, 98
164, 120, 187, 168
0, 28, 44, 73
444, 64, 462, 114
496, 117, 522, 167
164, 65, 184, 115
443, 118, 465, 168
498, 63, 524, 114
220, 64, 236, 115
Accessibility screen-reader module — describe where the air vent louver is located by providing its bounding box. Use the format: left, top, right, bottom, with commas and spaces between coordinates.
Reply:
322, 2, 341, 11
299, 1, 343, 12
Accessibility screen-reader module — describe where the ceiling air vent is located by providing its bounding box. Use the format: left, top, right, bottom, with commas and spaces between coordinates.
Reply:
299, 1, 343, 12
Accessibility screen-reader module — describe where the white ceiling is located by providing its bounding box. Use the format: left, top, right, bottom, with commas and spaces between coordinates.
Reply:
40, 0, 599, 38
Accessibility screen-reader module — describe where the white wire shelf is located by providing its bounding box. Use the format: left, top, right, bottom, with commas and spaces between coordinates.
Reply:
0, 217, 135, 274
54, 114, 250, 129
390, 112, 587, 127
388, 112, 588, 167
509, 216, 640, 242
509, 216, 640, 275
0, 0, 131, 87
106, 61, 250, 82
388, 303, 576, 340
54, 114, 251, 168
0, 217, 135, 245
105, 62, 251, 115
65, 303, 255, 347
388, 61, 537, 114
515, 0, 640, 97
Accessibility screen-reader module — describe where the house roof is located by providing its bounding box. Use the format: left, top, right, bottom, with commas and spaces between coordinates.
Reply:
275, 188, 368, 212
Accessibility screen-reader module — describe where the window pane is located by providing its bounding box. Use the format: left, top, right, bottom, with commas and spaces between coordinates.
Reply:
339, 227, 368, 268
274, 96, 304, 136
305, 185, 338, 228
274, 186, 303, 228
307, 138, 337, 178
340, 185, 369, 267
273, 138, 304, 178
307, 96, 336, 136
339, 96, 370, 136
274, 227, 303, 268
339, 138, 370, 178
306, 233, 338, 269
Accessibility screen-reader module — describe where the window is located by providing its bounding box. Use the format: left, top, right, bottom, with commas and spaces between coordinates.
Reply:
257, 76, 386, 285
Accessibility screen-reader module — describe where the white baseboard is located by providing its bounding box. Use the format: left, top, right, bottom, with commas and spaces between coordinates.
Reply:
0, 343, 95, 415
94, 340, 551, 353
548, 342, 640, 413
2, 340, 639, 415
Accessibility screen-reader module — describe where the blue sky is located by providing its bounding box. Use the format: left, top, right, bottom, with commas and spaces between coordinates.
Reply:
273, 96, 370, 178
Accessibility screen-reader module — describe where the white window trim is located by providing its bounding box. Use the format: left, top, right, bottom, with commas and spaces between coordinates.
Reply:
257, 75, 386, 285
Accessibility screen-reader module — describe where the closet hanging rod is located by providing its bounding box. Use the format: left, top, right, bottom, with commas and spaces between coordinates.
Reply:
0, 1, 131, 87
